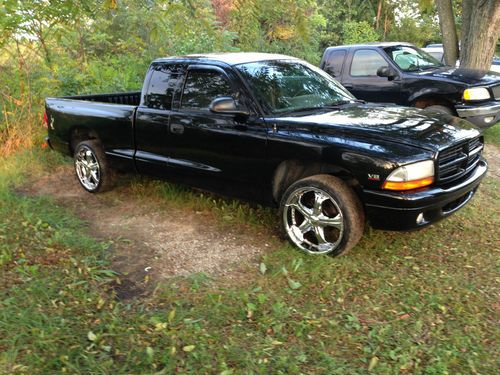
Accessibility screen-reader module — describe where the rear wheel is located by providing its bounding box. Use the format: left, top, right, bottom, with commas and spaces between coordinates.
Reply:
279, 175, 364, 256
74, 140, 114, 193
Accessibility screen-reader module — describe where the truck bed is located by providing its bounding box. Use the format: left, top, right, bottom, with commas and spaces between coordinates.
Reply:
61, 91, 141, 106
45, 92, 140, 165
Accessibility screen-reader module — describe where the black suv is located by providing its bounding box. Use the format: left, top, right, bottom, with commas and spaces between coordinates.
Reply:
320, 42, 500, 129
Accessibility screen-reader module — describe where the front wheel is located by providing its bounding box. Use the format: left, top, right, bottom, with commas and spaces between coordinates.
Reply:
424, 105, 454, 115
279, 175, 364, 256
74, 140, 114, 193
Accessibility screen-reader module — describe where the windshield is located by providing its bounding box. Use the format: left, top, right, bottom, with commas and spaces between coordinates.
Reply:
384, 45, 444, 72
235, 60, 355, 115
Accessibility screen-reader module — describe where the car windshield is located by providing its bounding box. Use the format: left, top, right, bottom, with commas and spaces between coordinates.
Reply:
235, 60, 355, 115
384, 45, 444, 72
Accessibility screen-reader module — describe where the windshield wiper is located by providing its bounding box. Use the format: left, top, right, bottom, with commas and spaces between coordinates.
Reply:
409, 65, 442, 72
331, 99, 364, 105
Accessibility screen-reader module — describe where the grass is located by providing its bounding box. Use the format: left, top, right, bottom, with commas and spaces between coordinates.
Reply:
0, 143, 499, 374
483, 123, 500, 147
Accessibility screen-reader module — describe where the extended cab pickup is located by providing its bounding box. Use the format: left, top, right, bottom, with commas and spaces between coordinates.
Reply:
45, 53, 487, 256
320, 42, 500, 129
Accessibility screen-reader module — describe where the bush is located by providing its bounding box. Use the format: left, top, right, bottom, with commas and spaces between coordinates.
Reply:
341, 21, 380, 44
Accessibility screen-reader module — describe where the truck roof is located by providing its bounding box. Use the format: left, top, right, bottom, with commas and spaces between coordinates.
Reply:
324, 42, 414, 50
153, 52, 299, 66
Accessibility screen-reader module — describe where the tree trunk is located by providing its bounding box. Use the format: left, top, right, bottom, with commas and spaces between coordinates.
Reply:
435, 0, 459, 66
460, 0, 500, 70
375, 0, 383, 29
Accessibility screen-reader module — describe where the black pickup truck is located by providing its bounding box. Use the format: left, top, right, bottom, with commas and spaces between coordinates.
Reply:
45, 53, 487, 256
320, 42, 500, 129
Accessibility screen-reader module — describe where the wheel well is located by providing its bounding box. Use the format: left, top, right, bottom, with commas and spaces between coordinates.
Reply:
271, 160, 360, 202
69, 127, 99, 154
412, 96, 456, 114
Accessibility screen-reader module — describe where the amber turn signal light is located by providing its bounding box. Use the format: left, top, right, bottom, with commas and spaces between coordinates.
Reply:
382, 177, 434, 191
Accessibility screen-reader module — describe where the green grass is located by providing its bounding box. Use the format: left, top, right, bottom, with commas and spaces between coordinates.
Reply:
0, 149, 499, 374
483, 123, 500, 147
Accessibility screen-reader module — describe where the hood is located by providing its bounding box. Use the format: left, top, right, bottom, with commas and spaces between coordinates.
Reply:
275, 104, 480, 152
417, 66, 500, 86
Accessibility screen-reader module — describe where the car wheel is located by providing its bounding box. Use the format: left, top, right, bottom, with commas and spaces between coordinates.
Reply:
279, 174, 364, 256
74, 140, 114, 193
424, 105, 454, 115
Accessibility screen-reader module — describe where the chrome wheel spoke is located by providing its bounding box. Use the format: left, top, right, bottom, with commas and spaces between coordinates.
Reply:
90, 170, 99, 182
88, 162, 99, 171
312, 191, 328, 216
318, 213, 343, 229
313, 225, 328, 245
297, 219, 313, 234
85, 151, 93, 164
287, 200, 312, 219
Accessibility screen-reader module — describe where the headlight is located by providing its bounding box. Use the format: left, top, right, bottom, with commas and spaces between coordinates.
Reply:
382, 160, 434, 191
463, 87, 490, 101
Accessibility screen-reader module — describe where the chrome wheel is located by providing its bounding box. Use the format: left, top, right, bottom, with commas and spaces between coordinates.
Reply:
283, 187, 344, 254
75, 146, 100, 191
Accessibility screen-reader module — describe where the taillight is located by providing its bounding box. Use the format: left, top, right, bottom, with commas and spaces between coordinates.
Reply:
43, 111, 49, 128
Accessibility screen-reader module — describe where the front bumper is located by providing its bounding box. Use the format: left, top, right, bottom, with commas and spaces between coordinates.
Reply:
362, 159, 487, 231
455, 101, 500, 129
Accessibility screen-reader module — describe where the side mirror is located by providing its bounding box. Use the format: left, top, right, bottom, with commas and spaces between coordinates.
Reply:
209, 97, 249, 116
377, 66, 396, 79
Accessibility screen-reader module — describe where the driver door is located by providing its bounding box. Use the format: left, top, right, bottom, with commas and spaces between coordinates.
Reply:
342, 49, 402, 104
166, 65, 268, 184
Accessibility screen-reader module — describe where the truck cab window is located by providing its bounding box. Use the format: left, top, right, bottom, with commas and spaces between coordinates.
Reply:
181, 70, 233, 110
350, 50, 387, 77
324, 49, 346, 77
144, 64, 185, 110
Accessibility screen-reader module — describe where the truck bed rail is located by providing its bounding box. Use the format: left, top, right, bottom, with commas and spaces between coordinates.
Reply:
62, 91, 141, 106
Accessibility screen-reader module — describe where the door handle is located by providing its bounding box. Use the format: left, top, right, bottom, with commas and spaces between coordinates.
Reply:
170, 123, 184, 134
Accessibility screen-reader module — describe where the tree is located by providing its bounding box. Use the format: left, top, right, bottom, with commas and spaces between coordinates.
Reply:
435, 0, 459, 65
435, 0, 500, 70
459, 0, 500, 69
342, 21, 380, 44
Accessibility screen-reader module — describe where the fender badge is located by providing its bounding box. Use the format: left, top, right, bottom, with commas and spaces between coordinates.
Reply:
368, 174, 380, 181
50, 117, 55, 130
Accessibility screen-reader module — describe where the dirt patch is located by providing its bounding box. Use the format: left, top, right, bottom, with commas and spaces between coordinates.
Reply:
484, 144, 500, 179
20, 165, 276, 293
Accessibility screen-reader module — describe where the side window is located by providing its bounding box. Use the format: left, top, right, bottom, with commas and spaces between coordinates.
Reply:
350, 50, 387, 77
181, 70, 233, 110
324, 49, 346, 77
144, 64, 185, 110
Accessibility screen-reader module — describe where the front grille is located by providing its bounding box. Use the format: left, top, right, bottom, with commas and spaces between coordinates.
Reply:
437, 137, 483, 184
493, 84, 500, 100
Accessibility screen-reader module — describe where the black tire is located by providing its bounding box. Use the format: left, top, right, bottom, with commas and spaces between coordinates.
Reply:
74, 140, 114, 193
424, 105, 454, 115
279, 174, 364, 256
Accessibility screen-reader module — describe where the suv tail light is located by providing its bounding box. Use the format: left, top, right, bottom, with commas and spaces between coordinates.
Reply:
43, 111, 49, 128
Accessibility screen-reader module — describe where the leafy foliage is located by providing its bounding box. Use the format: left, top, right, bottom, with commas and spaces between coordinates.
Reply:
342, 21, 380, 44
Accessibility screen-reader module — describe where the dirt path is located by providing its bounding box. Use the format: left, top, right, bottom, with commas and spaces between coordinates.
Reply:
20, 166, 277, 297
483, 143, 500, 179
